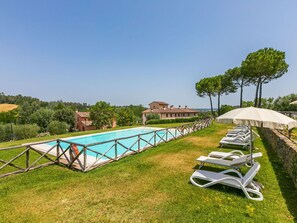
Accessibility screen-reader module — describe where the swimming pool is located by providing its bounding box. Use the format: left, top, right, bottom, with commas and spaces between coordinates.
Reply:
48, 127, 179, 161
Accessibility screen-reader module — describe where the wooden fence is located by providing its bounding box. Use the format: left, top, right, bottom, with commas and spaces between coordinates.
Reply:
0, 118, 213, 178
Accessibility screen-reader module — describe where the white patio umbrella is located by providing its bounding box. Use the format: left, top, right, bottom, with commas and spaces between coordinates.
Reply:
216, 106, 297, 163
290, 101, 297, 105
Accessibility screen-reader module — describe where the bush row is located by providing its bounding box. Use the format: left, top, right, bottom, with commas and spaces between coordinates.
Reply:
0, 121, 69, 142
146, 115, 211, 125
0, 124, 40, 141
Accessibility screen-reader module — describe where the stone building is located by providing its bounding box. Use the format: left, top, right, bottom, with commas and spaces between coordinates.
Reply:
142, 101, 199, 124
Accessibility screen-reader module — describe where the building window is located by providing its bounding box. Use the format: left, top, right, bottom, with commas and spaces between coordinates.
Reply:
170, 114, 173, 117
166, 114, 168, 117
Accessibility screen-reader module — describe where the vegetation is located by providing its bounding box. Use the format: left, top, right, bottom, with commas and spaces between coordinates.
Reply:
225, 67, 250, 108
195, 47, 289, 110
145, 113, 160, 122
273, 94, 297, 111
0, 93, 145, 142
53, 107, 76, 130
195, 77, 216, 115
90, 101, 115, 129
47, 121, 69, 135
220, 104, 234, 114
146, 113, 211, 125
242, 48, 289, 107
12, 124, 40, 140
0, 123, 296, 222
212, 75, 237, 115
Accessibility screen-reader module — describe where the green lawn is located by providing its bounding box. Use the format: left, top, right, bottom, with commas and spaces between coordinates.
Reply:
0, 123, 296, 222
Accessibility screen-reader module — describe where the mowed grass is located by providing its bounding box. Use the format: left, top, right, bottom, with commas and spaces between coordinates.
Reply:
0, 123, 296, 222
291, 128, 297, 143
0, 104, 18, 112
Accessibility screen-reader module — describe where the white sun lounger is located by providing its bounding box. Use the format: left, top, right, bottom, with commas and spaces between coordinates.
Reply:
227, 126, 249, 134
225, 131, 251, 138
190, 162, 263, 201
208, 150, 245, 159
197, 152, 262, 168
219, 135, 252, 148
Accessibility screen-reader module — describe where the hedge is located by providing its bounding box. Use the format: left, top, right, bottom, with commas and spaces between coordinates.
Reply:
146, 115, 211, 125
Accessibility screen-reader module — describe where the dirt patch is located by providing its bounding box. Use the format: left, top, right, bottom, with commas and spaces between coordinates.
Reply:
183, 136, 219, 148
145, 151, 201, 173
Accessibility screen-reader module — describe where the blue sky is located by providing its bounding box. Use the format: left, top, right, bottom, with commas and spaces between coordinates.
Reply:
0, 1, 296, 108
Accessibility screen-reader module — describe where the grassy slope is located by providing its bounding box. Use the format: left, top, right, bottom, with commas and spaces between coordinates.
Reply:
0, 123, 296, 222
0, 104, 18, 112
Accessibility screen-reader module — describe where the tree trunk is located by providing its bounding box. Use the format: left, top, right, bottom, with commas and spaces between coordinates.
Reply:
240, 85, 243, 108
209, 94, 214, 116
218, 93, 221, 116
258, 82, 263, 108
254, 80, 260, 107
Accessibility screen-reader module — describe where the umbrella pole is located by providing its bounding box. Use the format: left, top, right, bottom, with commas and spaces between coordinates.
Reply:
250, 125, 253, 165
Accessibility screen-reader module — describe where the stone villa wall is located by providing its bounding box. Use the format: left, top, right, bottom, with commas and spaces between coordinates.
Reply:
259, 128, 297, 187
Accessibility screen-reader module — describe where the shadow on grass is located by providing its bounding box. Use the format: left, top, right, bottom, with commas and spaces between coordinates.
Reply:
258, 131, 297, 222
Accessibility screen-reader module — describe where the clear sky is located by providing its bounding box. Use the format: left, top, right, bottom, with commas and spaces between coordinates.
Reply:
0, 1, 296, 108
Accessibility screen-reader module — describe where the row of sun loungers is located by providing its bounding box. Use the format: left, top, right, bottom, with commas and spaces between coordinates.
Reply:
219, 126, 259, 148
190, 125, 264, 201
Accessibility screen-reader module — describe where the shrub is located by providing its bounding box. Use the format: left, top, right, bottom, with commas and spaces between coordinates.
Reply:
146, 114, 160, 121
47, 121, 69, 135
13, 124, 40, 140
0, 124, 13, 142
53, 108, 75, 130
220, 105, 234, 115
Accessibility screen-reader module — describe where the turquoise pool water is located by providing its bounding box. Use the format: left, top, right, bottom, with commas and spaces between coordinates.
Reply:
48, 127, 178, 160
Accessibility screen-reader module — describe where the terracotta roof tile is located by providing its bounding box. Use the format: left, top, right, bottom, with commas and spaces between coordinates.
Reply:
76, 112, 90, 118
80, 120, 93, 126
149, 101, 169, 105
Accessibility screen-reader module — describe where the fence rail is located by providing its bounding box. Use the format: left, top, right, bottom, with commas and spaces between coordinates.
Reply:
0, 118, 213, 178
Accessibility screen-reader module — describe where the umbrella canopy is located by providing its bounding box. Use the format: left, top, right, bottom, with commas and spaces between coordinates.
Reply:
290, 100, 297, 105
217, 106, 297, 130
216, 106, 297, 164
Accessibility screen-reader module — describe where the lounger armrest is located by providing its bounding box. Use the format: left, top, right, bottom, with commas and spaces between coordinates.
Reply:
220, 169, 244, 179
234, 136, 245, 140
215, 153, 241, 160
230, 150, 245, 156
252, 130, 260, 137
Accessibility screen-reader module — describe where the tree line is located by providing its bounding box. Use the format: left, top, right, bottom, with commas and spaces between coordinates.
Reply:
0, 93, 145, 142
195, 48, 289, 116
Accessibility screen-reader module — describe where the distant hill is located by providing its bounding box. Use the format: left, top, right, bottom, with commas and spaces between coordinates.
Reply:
0, 104, 18, 112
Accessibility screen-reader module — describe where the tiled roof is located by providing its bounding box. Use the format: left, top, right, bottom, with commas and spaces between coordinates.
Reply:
80, 120, 93, 126
142, 107, 198, 114
76, 112, 90, 118
149, 101, 169, 105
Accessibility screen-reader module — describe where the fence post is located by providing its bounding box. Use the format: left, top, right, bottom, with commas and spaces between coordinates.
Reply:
154, 131, 156, 146
26, 146, 30, 170
83, 147, 87, 172
138, 135, 141, 152
115, 140, 118, 160
166, 129, 168, 142
56, 140, 60, 164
